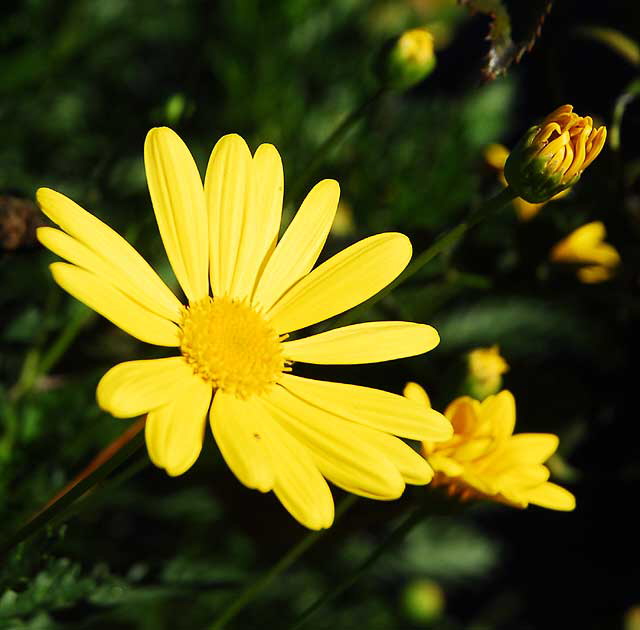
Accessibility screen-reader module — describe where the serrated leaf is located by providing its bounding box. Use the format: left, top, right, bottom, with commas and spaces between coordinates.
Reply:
460, 0, 553, 79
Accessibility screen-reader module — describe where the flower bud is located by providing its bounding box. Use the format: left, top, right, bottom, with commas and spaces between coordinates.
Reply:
376, 28, 436, 90
465, 345, 509, 400
504, 105, 607, 203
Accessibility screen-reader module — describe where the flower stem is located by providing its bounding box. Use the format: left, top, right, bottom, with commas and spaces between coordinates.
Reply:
0, 422, 145, 558
288, 87, 386, 206
331, 186, 518, 328
10, 304, 94, 402
287, 503, 428, 630
208, 494, 358, 630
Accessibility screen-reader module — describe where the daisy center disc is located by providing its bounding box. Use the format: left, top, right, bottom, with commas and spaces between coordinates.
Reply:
180, 296, 286, 398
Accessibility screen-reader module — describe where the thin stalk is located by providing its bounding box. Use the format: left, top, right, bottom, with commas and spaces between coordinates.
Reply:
10, 306, 94, 402
287, 504, 428, 630
208, 494, 358, 630
0, 427, 145, 557
288, 87, 386, 206
49, 454, 150, 530
329, 186, 518, 328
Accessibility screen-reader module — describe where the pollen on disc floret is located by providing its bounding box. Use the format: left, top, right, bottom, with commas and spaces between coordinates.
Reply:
179, 296, 287, 398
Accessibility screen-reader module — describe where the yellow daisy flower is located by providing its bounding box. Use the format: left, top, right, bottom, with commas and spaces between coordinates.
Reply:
550, 221, 621, 284
404, 383, 575, 511
36, 129, 453, 530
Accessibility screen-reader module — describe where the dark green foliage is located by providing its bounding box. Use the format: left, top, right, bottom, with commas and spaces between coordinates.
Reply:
1, 1, 639, 629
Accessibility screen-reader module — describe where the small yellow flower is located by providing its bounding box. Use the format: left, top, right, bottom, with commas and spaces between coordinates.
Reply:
37, 129, 453, 530
466, 345, 509, 400
504, 105, 607, 203
484, 143, 568, 221
550, 221, 621, 284
376, 27, 436, 90
404, 383, 575, 511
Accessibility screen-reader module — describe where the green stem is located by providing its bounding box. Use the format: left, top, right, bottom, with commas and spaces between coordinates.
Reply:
329, 186, 517, 328
10, 305, 94, 402
0, 430, 144, 557
610, 77, 640, 151
287, 504, 428, 630
208, 494, 358, 630
49, 454, 150, 530
288, 87, 386, 206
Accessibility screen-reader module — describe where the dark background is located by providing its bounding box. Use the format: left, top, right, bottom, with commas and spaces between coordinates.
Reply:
1, 1, 639, 628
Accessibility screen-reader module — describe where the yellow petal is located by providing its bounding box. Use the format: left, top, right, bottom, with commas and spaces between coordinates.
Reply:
50, 263, 180, 346
257, 406, 334, 529
428, 454, 464, 477
234, 143, 284, 299
282, 321, 439, 364
252, 179, 339, 310
281, 374, 452, 441
578, 264, 614, 284
264, 385, 405, 500
444, 397, 481, 436
144, 127, 209, 302
523, 481, 576, 511
204, 134, 252, 297
403, 382, 431, 408
481, 390, 516, 443
145, 376, 212, 476
210, 392, 275, 492
268, 232, 412, 334
347, 426, 433, 485
453, 437, 494, 462
97, 357, 195, 418
496, 464, 550, 490
503, 433, 559, 463
36, 189, 182, 321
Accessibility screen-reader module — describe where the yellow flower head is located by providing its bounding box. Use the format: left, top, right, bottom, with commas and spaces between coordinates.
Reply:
483, 143, 568, 221
37, 129, 454, 530
376, 27, 436, 90
466, 345, 509, 400
404, 383, 575, 511
550, 221, 621, 284
504, 105, 607, 203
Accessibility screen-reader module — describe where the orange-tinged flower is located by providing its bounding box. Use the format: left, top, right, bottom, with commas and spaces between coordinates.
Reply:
504, 105, 607, 203
404, 383, 575, 511
37, 129, 453, 530
550, 221, 620, 284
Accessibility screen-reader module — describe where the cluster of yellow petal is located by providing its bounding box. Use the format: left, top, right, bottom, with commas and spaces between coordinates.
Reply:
533, 105, 607, 185
484, 143, 568, 221
550, 221, 621, 284
404, 383, 575, 511
37, 128, 452, 530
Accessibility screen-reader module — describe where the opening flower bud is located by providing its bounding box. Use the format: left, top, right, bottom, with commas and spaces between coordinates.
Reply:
504, 105, 607, 203
375, 28, 436, 91
465, 345, 509, 400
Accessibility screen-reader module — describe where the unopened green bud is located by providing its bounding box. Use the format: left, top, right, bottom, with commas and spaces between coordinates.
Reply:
504, 105, 607, 203
402, 578, 445, 624
376, 28, 436, 91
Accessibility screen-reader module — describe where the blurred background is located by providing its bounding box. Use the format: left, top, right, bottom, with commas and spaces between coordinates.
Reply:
1, 0, 639, 628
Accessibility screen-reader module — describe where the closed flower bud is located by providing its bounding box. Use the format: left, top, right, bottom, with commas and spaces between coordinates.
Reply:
505, 105, 607, 203
466, 345, 509, 400
376, 28, 436, 91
